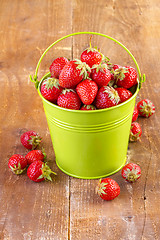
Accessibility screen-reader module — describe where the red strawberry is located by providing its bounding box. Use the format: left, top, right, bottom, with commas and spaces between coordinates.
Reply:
137, 99, 155, 118
130, 122, 142, 142
8, 154, 27, 175
113, 64, 121, 71
96, 178, 120, 201
115, 87, 132, 103
21, 131, 42, 150
41, 77, 63, 103
59, 60, 91, 88
81, 38, 102, 67
95, 86, 120, 109
76, 79, 98, 105
27, 160, 56, 182
25, 149, 46, 165
132, 107, 138, 122
121, 163, 141, 183
110, 64, 121, 81
80, 104, 96, 110
49, 57, 69, 78
91, 64, 111, 88
57, 89, 81, 110
114, 66, 137, 89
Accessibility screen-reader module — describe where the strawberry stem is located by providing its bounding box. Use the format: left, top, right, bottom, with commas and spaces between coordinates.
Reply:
89, 35, 92, 49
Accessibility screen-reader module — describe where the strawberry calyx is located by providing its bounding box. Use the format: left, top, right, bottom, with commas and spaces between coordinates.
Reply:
107, 62, 114, 70
123, 167, 141, 182
104, 86, 120, 104
28, 135, 42, 150
61, 89, 75, 95
41, 147, 47, 160
37, 162, 57, 181
113, 67, 128, 81
101, 54, 111, 65
139, 100, 155, 117
82, 104, 96, 110
96, 179, 108, 197
92, 63, 109, 73
108, 80, 116, 87
74, 59, 91, 79
10, 162, 26, 175
44, 77, 60, 90
129, 131, 141, 142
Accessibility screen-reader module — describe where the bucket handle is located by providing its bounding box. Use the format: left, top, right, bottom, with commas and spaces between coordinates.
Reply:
29, 32, 145, 89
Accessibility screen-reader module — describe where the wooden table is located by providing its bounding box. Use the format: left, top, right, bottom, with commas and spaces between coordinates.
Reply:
0, 1, 159, 239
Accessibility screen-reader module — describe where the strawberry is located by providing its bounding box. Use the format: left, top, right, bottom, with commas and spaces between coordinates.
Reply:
91, 63, 111, 88
49, 57, 69, 78
110, 64, 121, 81
137, 99, 155, 118
121, 163, 141, 183
59, 59, 91, 88
96, 178, 120, 201
112, 64, 121, 71
40, 77, 63, 103
25, 149, 46, 165
57, 89, 81, 110
81, 38, 102, 68
80, 104, 96, 110
114, 66, 137, 89
27, 160, 56, 182
132, 106, 138, 122
21, 131, 42, 150
95, 86, 120, 109
130, 122, 142, 142
8, 154, 27, 175
76, 79, 98, 105
115, 87, 132, 103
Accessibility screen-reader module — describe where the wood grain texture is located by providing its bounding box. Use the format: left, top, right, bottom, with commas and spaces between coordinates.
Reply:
0, 0, 72, 239
0, 0, 160, 239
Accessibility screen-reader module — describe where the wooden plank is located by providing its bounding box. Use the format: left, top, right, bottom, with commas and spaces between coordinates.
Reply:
0, 0, 72, 239
70, 0, 160, 239
1, 0, 160, 239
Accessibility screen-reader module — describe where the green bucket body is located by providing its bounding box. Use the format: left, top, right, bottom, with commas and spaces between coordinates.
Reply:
30, 32, 144, 179
38, 79, 138, 179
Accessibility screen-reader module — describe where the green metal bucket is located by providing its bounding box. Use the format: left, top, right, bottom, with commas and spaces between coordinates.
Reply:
30, 32, 145, 179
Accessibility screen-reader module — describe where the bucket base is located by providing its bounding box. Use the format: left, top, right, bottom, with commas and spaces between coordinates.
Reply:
56, 157, 126, 179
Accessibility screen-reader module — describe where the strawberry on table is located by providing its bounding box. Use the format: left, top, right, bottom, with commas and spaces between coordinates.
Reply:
59, 59, 91, 88
57, 89, 81, 110
80, 104, 96, 110
132, 106, 139, 122
49, 57, 69, 78
114, 66, 137, 89
27, 160, 56, 182
115, 87, 132, 103
8, 154, 27, 175
76, 79, 98, 105
81, 37, 102, 67
91, 63, 111, 88
20, 131, 42, 150
137, 99, 155, 118
121, 163, 141, 183
41, 77, 63, 103
25, 149, 46, 165
96, 178, 120, 201
95, 86, 120, 109
130, 122, 142, 142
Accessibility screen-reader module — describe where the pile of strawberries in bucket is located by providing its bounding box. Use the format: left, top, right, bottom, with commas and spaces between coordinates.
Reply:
8, 39, 155, 201
41, 39, 155, 142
